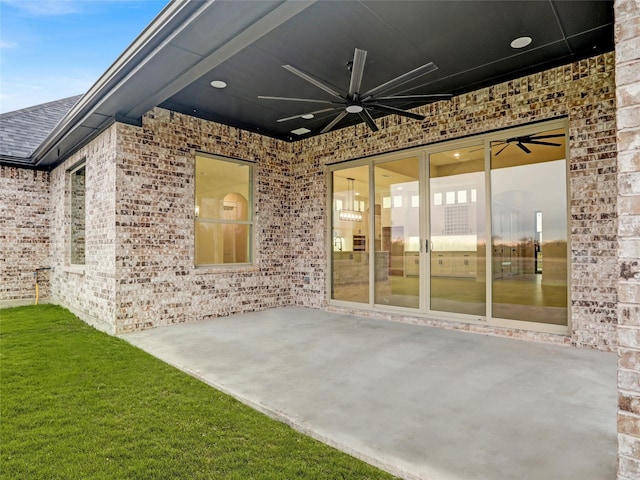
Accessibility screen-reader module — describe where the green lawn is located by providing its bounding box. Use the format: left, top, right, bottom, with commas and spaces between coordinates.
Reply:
0, 305, 396, 480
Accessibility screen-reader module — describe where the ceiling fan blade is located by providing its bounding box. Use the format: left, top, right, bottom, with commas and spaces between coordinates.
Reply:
321, 111, 349, 133
276, 107, 341, 123
362, 62, 438, 99
348, 48, 367, 98
358, 109, 379, 132
522, 140, 562, 147
366, 103, 425, 121
516, 142, 531, 154
373, 94, 452, 102
258, 95, 337, 104
282, 64, 343, 99
494, 143, 510, 156
528, 134, 565, 140
258, 95, 338, 105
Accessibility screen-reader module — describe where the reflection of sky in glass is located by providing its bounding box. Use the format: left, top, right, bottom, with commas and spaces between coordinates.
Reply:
491, 160, 567, 242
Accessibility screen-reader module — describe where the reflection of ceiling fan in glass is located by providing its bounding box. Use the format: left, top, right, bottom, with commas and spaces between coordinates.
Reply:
491, 133, 565, 156
259, 48, 452, 134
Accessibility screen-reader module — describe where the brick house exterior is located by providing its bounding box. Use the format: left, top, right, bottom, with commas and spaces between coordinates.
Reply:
0, 1, 638, 476
1, 51, 620, 346
615, 1, 640, 478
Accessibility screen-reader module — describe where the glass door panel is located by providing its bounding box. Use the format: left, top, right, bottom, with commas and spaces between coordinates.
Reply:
490, 127, 568, 325
331, 166, 370, 303
429, 146, 486, 316
374, 157, 420, 309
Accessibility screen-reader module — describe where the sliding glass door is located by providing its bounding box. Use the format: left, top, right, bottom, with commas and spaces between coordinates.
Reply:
331, 166, 370, 304
329, 120, 568, 332
490, 126, 568, 325
374, 156, 421, 309
429, 145, 486, 316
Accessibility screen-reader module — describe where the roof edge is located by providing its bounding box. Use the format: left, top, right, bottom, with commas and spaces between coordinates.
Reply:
31, 0, 207, 166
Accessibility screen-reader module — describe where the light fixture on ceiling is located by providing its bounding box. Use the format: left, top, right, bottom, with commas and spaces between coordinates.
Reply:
210, 80, 227, 89
339, 177, 363, 222
510, 36, 532, 49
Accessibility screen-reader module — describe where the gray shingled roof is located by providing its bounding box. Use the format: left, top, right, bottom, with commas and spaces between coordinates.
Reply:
0, 95, 82, 162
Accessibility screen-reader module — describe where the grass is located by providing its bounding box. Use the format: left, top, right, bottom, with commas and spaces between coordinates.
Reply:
0, 305, 396, 480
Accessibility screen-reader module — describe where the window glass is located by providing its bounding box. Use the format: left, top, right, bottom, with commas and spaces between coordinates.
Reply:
195, 155, 253, 265
490, 127, 567, 324
375, 157, 420, 309
430, 145, 486, 316
331, 166, 370, 303
70, 164, 86, 265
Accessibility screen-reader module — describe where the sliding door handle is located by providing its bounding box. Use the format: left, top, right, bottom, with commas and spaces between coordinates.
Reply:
425, 239, 429, 253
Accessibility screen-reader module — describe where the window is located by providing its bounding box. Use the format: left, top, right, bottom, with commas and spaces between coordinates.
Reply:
195, 155, 253, 265
70, 163, 86, 265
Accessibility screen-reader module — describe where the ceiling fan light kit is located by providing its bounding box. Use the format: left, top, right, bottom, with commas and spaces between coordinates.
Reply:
259, 48, 452, 135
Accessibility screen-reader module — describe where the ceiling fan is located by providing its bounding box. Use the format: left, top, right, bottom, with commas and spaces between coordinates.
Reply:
258, 48, 452, 134
492, 133, 565, 156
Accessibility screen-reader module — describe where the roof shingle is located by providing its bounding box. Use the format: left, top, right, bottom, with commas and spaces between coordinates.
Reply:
0, 95, 82, 161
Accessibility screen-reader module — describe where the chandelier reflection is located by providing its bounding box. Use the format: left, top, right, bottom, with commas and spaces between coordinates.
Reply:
339, 177, 363, 222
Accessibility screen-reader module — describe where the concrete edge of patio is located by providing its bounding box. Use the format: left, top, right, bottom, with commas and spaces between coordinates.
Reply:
141, 350, 416, 480
120, 307, 617, 480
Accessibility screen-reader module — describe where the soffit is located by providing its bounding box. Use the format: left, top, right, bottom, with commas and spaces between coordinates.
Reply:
26, 0, 612, 169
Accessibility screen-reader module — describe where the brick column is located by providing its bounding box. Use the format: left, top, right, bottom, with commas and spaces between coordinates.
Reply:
615, 1, 640, 478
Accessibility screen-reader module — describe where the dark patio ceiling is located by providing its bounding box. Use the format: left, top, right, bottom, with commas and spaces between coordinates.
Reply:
16, 0, 614, 168
160, 0, 614, 142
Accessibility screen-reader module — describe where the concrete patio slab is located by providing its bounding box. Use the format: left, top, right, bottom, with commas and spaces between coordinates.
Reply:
120, 307, 617, 480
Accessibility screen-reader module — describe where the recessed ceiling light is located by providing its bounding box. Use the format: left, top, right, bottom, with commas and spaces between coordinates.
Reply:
301, 114, 314, 119
210, 80, 227, 89
291, 127, 311, 135
510, 36, 532, 49
453, 153, 460, 158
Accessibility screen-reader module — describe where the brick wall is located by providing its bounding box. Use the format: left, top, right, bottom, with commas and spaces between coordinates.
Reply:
48, 126, 118, 332
113, 110, 294, 333
615, 0, 640, 477
292, 52, 618, 350
0, 166, 50, 306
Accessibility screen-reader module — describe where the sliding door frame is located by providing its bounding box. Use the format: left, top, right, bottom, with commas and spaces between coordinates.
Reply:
327, 118, 571, 336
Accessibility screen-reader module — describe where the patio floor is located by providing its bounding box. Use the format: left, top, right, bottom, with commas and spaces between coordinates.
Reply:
120, 307, 617, 480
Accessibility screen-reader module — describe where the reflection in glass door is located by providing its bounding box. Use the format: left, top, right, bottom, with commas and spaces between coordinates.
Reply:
329, 121, 568, 332
374, 157, 420, 309
331, 166, 370, 304
490, 127, 568, 325
429, 146, 486, 316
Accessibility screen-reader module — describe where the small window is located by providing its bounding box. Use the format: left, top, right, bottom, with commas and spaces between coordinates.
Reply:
446, 191, 456, 205
70, 164, 86, 265
195, 155, 253, 265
